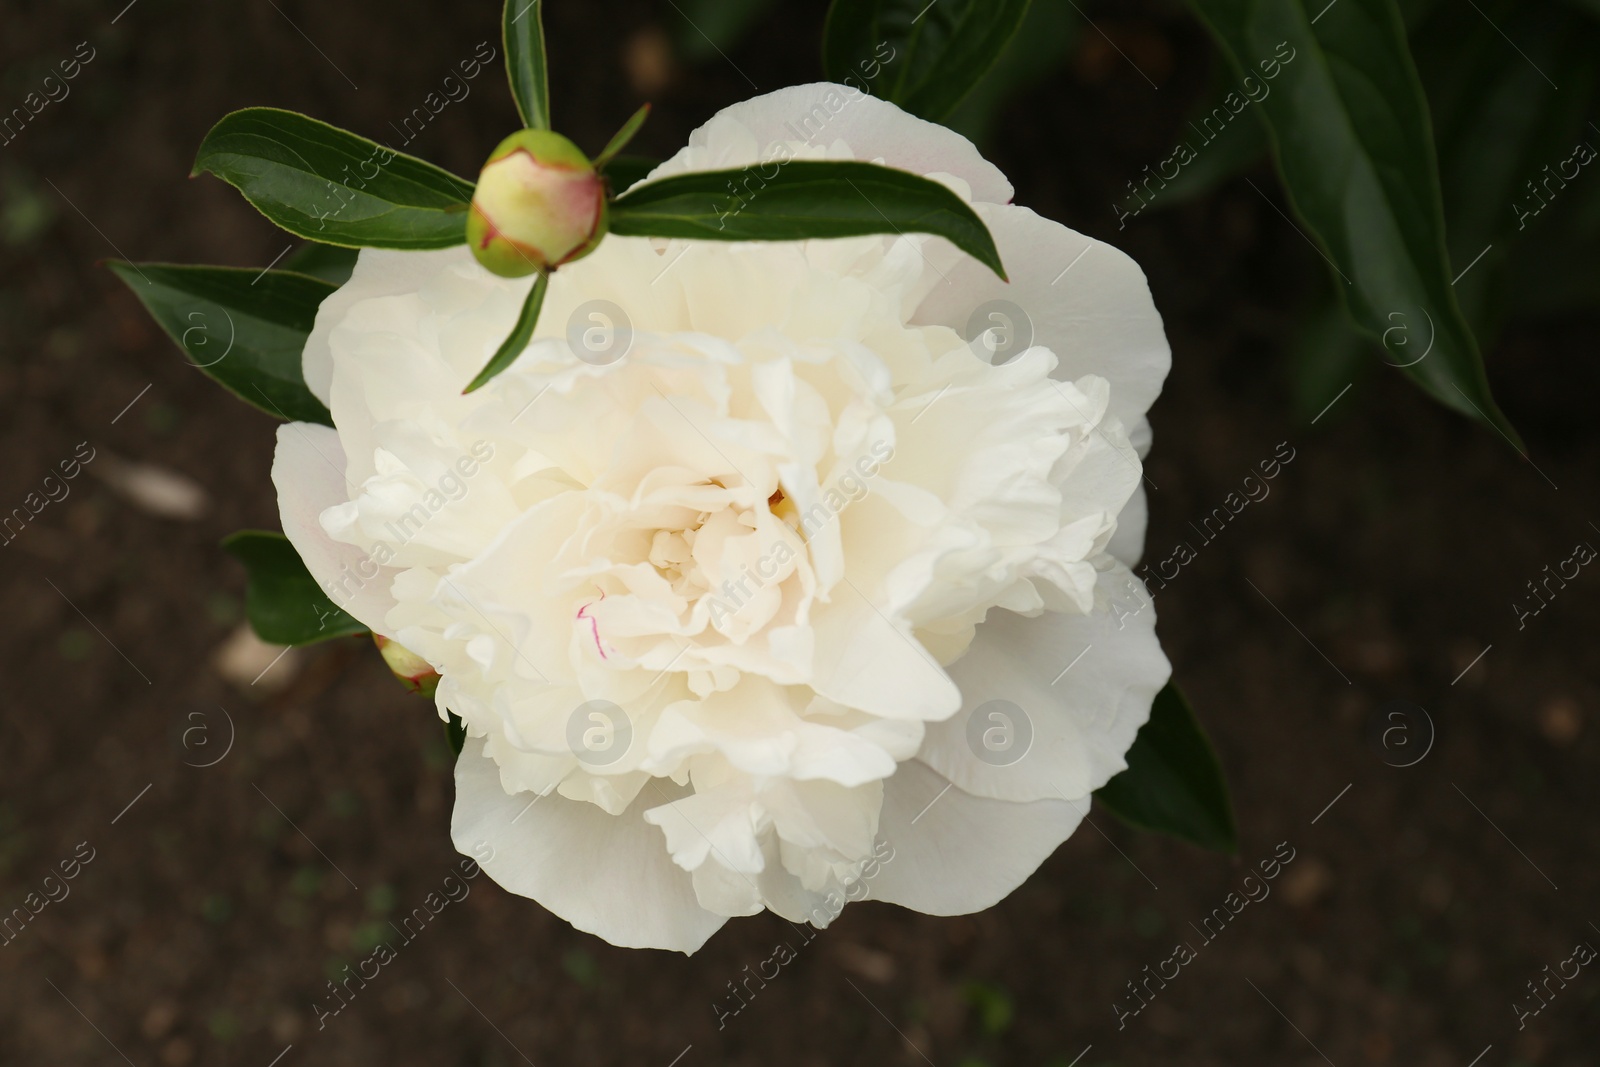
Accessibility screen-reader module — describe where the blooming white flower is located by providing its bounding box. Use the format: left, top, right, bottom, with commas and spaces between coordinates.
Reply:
276, 83, 1171, 952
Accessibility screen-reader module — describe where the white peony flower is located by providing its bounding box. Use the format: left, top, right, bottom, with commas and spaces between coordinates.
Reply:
275, 83, 1171, 953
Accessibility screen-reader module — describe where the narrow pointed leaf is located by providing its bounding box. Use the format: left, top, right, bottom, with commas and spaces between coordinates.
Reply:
1095, 682, 1237, 852
610, 160, 1006, 279
465, 271, 549, 393
222, 530, 368, 646
503, 0, 551, 129
1185, 0, 1519, 444
595, 104, 651, 168
108, 261, 333, 426
822, 0, 1034, 121
193, 108, 474, 249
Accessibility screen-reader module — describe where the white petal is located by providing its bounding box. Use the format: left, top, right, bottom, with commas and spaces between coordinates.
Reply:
1106, 485, 1148, 568
270, 422, 396, 632
868, 760, 1083, 914
303, 247, 472, 406
809, 588, 961, 721
652, 82, 1013, 206
919, 566, 1170, 803
913, 202, 1171, 434
452, 737, 725, 953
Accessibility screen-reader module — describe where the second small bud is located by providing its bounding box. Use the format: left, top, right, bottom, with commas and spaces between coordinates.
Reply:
467, 130, 608, 278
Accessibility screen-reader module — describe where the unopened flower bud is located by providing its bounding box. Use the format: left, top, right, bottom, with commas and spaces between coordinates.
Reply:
467, 129, 608, 277
374, 634, 440, 698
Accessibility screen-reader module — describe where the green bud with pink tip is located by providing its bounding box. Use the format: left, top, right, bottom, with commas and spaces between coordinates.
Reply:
467, 129, 608, 278
374, 634, 440, 698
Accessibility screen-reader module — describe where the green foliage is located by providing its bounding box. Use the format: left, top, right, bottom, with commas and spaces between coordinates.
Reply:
1095, 682, 1237, 852
609, 160, 1007, 279
822, 0, 1034, 121
600, 155, 658, 194
503, 0, 552, 129
107, 262, 334, 426
1186, 0, 1519, 443
465, 270, 549, 392
221, 531, 367, 646
940, 0, 1081, 146
594, 104, 651, 168
283, 242, 359, 286
193, 108, 474, 248
446, 712, 467, 757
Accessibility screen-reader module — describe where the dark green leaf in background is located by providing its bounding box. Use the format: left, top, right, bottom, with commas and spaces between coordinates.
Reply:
611, 160, 1007, 279
222, 531, 368, 646
940, 0, 1081, 146
503, 0, 552, 130
822, 0, 1034, 121
446, 712, 468, 756
1096, 682, 1238, 852
282, 242, 360, 286
107, 262, 334, 426
465, 270, 550, 393
600, 155, 659, 195
1411, 0, 1600, 339
193, 108, 474, 249
1186, 0, 1520, 444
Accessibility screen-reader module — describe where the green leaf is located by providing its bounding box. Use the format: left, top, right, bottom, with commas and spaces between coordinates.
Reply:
1185, 0, 1519, 444
283, 242, 359, 286
1095, 682, 1237, 852
107, 261, 334, 426
600, 155, 659, 195
222, 530, 368, 646
594, 104, 651, 169
445, 712, 467, 756
1411, 0, 1600, 338
503, 0, 551, 129
465, 271, 549, 393
822, 0, 1033, 121
940, 0, 1081, 147
192, 108, 474, 249
610, 160, 1006, 279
